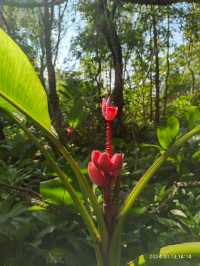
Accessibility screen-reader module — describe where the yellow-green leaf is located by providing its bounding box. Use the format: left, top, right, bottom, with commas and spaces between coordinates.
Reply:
0, 29, 51, 132
157, 116, 180, 149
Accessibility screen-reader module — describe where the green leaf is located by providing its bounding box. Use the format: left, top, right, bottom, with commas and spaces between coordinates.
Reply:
131, 243, 200, 265
157, 116, 180, 149
40, 177, 82, 206
192, 150, 200, 160
0, 203, 26, 224
170, 209, 187, 218
128, 206, 147, 216
160, 242, 200, 257
185, 106, 200, 129
0, 29, 51, 132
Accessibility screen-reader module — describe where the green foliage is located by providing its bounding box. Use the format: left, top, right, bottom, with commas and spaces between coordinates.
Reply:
157, 116, 180, 149
1, 2, 200, 266
185, 106, 200, 129
40, 177, 82, 206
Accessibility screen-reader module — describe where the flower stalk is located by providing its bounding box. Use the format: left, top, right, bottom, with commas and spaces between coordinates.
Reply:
88, 97, 123, 264
105, 120, 112, 157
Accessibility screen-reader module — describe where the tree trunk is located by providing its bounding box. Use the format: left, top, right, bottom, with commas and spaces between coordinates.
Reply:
163, 9, 170, 117
152, 9, 160, 124
0, 128, 5, 141
43, 0, 63, 130
149, 23, 154, 122
187, 43, 195, 93
113, 58, 123, 124
96, 1, 124, 131
150, 70, 153, 121
0, 117, 5, 141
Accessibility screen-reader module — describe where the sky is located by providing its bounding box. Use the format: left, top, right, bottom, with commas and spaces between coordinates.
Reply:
56, 2, 186, 71
56, 0, 81, 71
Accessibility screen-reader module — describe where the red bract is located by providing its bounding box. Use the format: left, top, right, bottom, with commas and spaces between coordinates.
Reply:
102, 97, 118, 121
66, 127, 73, 138
91, 150, 101, 165
97, 152, 111, 172
88, 162, 106, 187
110, 153, 124, 177
88, 150, 123, 187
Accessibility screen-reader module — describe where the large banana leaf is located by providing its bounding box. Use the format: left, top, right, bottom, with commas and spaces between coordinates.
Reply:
0, 29, 51, 132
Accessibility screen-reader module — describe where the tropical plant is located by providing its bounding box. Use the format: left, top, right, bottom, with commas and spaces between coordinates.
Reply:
1, 28, 200, 266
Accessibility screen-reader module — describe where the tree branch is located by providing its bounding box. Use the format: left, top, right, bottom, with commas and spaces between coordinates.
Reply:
0, 182, 42, 199
120, 0, 198, 5
1, 0, 197, 9
2, 0, 67, 8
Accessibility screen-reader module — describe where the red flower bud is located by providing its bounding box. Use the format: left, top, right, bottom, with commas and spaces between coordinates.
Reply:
66, 127, 73, 138
102, 98, 118, 121
91, 150, 101, 166
88, 162, 106, 187
110, 153, 124, 177
97, 152, 111, 172
88, 150, 124, 187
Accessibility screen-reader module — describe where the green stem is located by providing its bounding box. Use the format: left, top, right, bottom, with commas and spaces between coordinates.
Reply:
95, 244, 105, 266
108, 219, 123, 266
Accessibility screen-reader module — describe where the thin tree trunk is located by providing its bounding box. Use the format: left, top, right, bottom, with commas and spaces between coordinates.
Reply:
142, 87, 146, 123
150, 70, 153, 121
163, 9, 170, 117
94, 50, 102, 99
0, 6, 10, 33
96, 0, 124, 132
0, 128, 5, 141
39, 51, 46, 88
187, 43, 195, 93
152, 9, 160, 124
43, 0, 63, 130
149, 23, 154, 122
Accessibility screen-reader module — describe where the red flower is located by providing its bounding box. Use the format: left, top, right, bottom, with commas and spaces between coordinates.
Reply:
98, 152, 112, 172
88, 162, 106, 187
66, 127, 73, 138
88, 97, 123, 188
88, 150, 123, 187
102, 98, 118, 121
110, 153, 124, 177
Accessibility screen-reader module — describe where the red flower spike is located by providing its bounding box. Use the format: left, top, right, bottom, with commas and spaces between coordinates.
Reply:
97, 152, 112, 172
91, 150, 101, 165
102, 97, 118, 121
88, 162, 107, 187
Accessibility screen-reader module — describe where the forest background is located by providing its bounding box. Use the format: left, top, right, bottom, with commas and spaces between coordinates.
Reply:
0, 0, 200, 265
